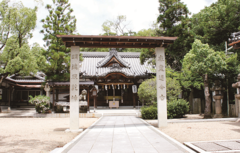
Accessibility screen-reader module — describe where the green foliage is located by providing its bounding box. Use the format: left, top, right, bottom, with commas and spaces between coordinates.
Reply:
0, 1, 45, 83
140, 48, 156, 65
183, 39, 227, 76
138, 76, 182, 104
183, 39, 227, 117
167, 99, 189, 119
156, 0, 193, 70
0, 37, 45, 76
166, 77, 182, 101
102, 15, 130, 36
41, 0, 81, 81
29, 95, 50, 113
138, 78, 157, 105
140, 99, 189, 119
192, 0, 240, 47
0, 0, 37, 49
141, 106, 158, 119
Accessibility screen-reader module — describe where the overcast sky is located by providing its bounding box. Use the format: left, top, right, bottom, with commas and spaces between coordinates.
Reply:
12, 0, 218, 47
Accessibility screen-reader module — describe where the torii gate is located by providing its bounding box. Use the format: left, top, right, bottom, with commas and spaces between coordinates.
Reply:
57, 35, 177, 132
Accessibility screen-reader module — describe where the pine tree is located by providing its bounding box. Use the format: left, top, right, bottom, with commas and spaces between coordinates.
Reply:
40, 0, 80, 81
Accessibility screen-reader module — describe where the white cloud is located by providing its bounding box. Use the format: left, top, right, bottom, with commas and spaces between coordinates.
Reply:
182, 0, 217, 15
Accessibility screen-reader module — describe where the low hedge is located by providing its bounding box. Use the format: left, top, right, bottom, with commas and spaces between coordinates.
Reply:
167, 99, 189, 119
141, 105, 158, 119
141, 99, 189, 119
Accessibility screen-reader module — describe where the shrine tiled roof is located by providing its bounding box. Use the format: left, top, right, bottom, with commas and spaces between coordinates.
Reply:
97, 48, 130, 68
80, 51, 154, 77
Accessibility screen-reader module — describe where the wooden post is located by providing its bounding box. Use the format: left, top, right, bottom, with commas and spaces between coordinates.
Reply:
8, 87, 11, 111
94, 97, 96, 112
95, 96, 97, 109
52, 87, 55, 111
87, 88, 90, 111
56, 89, 59, 102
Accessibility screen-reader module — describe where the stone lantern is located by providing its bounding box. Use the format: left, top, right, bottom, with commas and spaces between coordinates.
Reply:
232, 74, 240, 117
44, 83, 50, 97
211, 80, 225, 118
91, 87, 98, 112
44, 83, 51, 105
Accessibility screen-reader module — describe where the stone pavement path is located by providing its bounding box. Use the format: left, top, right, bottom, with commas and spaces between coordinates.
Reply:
68, 116, 184, 153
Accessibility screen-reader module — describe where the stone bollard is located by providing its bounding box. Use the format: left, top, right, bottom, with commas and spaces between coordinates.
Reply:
232, 74, 240, 117
211, 80, 225, 118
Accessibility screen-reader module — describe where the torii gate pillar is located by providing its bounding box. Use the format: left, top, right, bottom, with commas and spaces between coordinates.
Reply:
155, 47, 167, 127
69, 46, 81, 132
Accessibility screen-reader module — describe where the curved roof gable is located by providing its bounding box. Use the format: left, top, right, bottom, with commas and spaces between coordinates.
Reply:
97, 48, 130, 68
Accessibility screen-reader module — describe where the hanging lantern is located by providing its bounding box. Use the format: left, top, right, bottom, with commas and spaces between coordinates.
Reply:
132, 85, 137, 93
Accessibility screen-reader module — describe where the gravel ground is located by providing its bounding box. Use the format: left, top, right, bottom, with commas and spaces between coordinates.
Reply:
0, 118, 98, 153
159, 121, 240, 143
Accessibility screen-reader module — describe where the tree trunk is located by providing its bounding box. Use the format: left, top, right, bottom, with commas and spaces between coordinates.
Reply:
204, 74, 212, 118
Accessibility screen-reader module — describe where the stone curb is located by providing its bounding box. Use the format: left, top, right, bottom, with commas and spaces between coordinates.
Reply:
140, 118, 196, 153
50, 116, 103, 153
0, 113, 102, 118
168, 118, 238, 123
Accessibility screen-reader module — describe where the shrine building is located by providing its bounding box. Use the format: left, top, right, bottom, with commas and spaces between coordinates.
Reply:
0, 48, 154, 109
48, 48, 154, 110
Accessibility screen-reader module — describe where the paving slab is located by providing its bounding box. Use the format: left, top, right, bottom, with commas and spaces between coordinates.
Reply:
67, 116, 186, 153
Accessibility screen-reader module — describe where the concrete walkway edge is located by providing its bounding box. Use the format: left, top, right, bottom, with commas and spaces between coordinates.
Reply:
168, 118, 238, 123
140, 119, 196, 153
51, 117, 104, 153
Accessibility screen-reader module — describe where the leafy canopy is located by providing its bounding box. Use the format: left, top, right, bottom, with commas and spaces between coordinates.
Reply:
0, 1, 45, 83
182, 39, 227, 77
138, 76, 182, 104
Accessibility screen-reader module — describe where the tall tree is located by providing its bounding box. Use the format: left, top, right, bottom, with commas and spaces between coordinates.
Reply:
182, 39, 227, 118
81, 15, 137, 52
0, 0, 45, 83
102, 15, 133, 36
40, 0, 80, 81
192, 0, 240, 47
191, 0, 240, 113
157, 0, 193, 70
0, 0, 11, 50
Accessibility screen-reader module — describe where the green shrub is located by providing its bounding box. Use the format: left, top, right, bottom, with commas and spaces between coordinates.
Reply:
141, 105, 158, 119
140, 99, 189, 119
138, 78, 157, 105
167, 99, 189, 119
138, 77, 182, 105
29, 95, 50, 113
